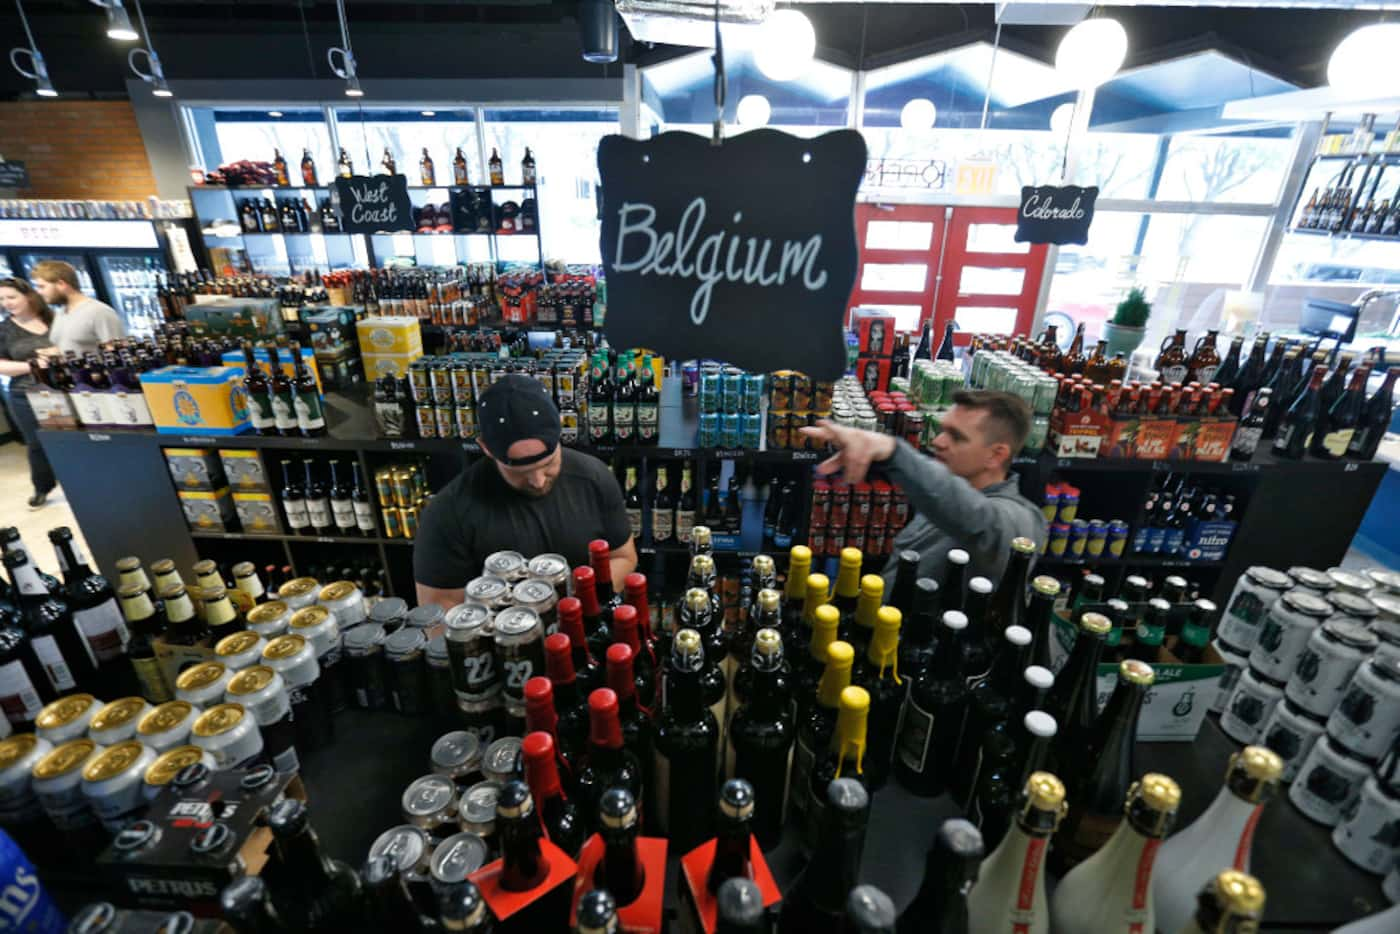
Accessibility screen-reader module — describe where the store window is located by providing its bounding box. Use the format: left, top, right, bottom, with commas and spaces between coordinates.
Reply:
479, 107, 619, 264
332, 108, 481, 183
187, 108, 334, 185
1155, 133, 1295, 205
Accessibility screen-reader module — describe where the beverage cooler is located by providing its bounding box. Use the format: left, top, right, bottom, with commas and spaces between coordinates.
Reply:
0, 216, 200, 339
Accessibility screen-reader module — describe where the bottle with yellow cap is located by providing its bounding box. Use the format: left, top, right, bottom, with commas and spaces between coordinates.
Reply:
1152, 746, 1284, 934
849, 573, 884, 659
1051, 773, 1182, 934
965, 770, 1066, 934
796, 572, 832, 653
795, 602, 840, 720
727, 627, 794, 851
804, 684, 871, 849
202, 586, 247, 645
159, 582, 207, 647
832, 547, 865, 646
895, 610, 970, 797
782, 546, 814, 639
982, 537, 1037, 641
1177, 869, 1265, 934
852, 605, 904, 790
1051, 658, 1156, 873
791, 639, 854, 832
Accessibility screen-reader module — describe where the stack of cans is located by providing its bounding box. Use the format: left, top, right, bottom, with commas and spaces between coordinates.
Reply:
1039, 482, 1129, 560
375, 461, 430, 540
966, 347, 1056, 453
408, 351, 587, 444
806, 479, 909, 561
695, 364, 766, 449
763, 369, 834, 451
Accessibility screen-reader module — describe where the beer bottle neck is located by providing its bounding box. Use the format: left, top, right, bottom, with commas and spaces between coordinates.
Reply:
707, 812, 753, 893
499, 810, 549, 892
598, 823, 645, 905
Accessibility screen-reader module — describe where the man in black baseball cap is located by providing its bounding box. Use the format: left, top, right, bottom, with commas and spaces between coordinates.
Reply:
414, 374, 637, 610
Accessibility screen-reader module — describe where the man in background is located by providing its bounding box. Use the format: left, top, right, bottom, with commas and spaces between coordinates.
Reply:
31, 260, 125, 355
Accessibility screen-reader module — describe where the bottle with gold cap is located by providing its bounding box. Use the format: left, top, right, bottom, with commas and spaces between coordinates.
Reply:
782, 545, 813, 639
1050, 658, 1156, 873
1043, 610, 1113, 779
1152, 746, 1283, 934
983, 536, 1037, 641
149, 558, 184, 596
1177, 869, 1265, 934
654, 628, 719, 853
676, 587, 729, 743
805, 684, 871, 849
795, 601, 839, 721
791, 639, 855, 832
964, 771, 1066, 934
895, 610, 969, 797
731, 588, 785, 708
832, 547, 865, 647
114, 556, 155, 604
159, 582, 207, 646
117, 582, 172, 702
193, 559, 225, 593
849, 573, 884, 660
1051, 773, 1182, 934
232, 561, 268, 608
727, 627, 794, 851
1025, 575, 1061, 672
852, 605, 904, 790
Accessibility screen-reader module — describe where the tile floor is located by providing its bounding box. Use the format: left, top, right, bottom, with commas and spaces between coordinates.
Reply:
0, 439, 92, 566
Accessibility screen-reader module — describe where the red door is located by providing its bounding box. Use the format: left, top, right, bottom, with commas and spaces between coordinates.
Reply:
933, 206, 1049, 346
846, 203, 946, 333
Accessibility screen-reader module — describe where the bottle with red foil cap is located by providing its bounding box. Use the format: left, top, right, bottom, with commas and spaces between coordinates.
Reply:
573, 687, 645, 833
623, 572, 656, 655
522, 730, 587, 859
556, 596, 602, 696
610, 604, 656, 708
543, 633, 589, 761
588, 539, 621, 616
607, 642, 655, 773
572, 565, 613, 663
523, 676, 575, 780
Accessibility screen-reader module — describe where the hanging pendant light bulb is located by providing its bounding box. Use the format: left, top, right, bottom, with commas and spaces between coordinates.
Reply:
327, 0, 364, 98
1328, 24, 1400, 99
1050, 102, 1075, 137
900, 98, 937, 130
1055, 17, 1127, 89
755, 9, 816, 82
126, 0, 172, 98
92, 1, 139, 41
10, 0, 57, 97
736, 94, 772, 128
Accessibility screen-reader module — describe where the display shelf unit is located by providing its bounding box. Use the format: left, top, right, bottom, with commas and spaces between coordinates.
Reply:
1286, 148, 1400, 239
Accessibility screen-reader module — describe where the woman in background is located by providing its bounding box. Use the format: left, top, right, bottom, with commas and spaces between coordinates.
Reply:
0, 277, 57, 508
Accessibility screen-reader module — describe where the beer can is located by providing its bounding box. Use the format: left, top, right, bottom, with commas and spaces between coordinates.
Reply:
369, 824, 433, 883
720, 412, 741, 448
247, 601, 291, 639
493, 607, 544, 722
370, 598, 409, 633
226, 666, 297, 774
1332, 769, 1400, 873
1220, 567, 1293, 651
434, 406, 454, 441
814, 379, 834, 411
319, 581, 367, 631
483, 737, 523, 785
1249, 589, 1332, 682
278, 578, 319, 610
0, 734, 51, 822
32, 738, 103, 830
458, 780, 502, 839
290, 607, 345, 713
698, 412, 719, 447
1365, 568, 1400, 595
742, 412, 763, 449
141, 745, 215, 802
1289, 567, 1339, 600
431, 731, 483, 786
389, 468, 414, 508
1328, 655, 1400, 761
829, 484, 851, 528
385, 628, 430, 716
215, 631, 267, 671
375, 468, 396, 507
1327, 568, 1375, 598
430, 831, 490, 900
809, 481, 831, 527
767, 411, 790, 450
826, 526, 845, 559
465, 576, 512, 611
791, 373, 813, 411
36, 694, 99, 746
699, 370, 721, 413
402, 774, 459, 833
344, 623, 389, 711
454, 405, 475, 439
484, 551, 528, 583
1287, 621, 1377, 719
1329, 592, 1380, 629
722, 370, 744, 414
0, 831, 64, 931
742, 374, 765, 415
190, 703, 264, 771
1107, 520, 1130, 558
263, 634, 333, 754
381, 508, 402, 539
88, 697, 153, 746
408, 604, 447, 637
430, 362, 454, 407
512, 579, 559, 636
1260, 698, 1328, 783
1290, 735, 1370, 826
417, 404, 439, 439
527, 554, 570, 601
81, 740, 157, 832
401, 506, 419, 540
768, 372, 793, 410
135, 701, 200, 754
409, 360, 431, 403
1220, 665, 1286, 745
450, 361, 473, 405
445, 603, 499, 705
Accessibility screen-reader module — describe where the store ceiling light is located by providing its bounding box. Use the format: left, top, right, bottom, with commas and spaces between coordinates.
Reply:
900, 98, 937, 130
1328, 23, 1400, 99
10, 0, 56, 98
421, 110, 436, 117
1054, 17, 1127, 89
1050, 102, 1074, 136
126, 1, 172, 99
328, 0, 364, 98
92, 0, 139, 41
755, 8, 816, 82
736, 94, 771, 127
268, 111, 284, 118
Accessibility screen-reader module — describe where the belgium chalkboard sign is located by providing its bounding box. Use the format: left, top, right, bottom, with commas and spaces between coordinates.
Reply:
598, 129, 866, 382
1015, 184, 1098, 245
0, 161, 29, 189
333, 175, 414, 234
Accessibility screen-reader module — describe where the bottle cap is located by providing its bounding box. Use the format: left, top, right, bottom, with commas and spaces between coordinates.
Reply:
833, 686, 869, 776
814, 604, 840, 633
757, 589, 780, 613
1023, 711, 1057, 739
948, 549, 970, 566
605, 643, 635, 699
611, 604, 640, 651
825, 776, 869, 816
968, 576, 993, 595
1024, 771, 1066, 813
1209, 870, 1266, 919
1011, 537, 1036, 555
805, 574, 831, 611
942, 610, 968, 631
587, 688, 623, 750
826, 640, 854, 668
544, 633, 576, 685
495, 780, 533, 821
936, 817, 985, 865
1004, 625, 1032, 647
1025, 665, 1055, 691
752, 628, 784, 670
521, 731, 562, 799
599, 787, 638, 830
623, 572, 647, 598
789, 545, 812, 567
1120, 658, 1155, 686
1229, 747, 1283, 803
845, 886, 896, 933
576, 889, 618, 934
1032, 576, 1060, 597
589, 538, 611, 562
572, 566, 600, 612
1079, 612, 1112, 635
1130, 772, 1182, 833
558, 595, 587, 640
717, 879, 765, 927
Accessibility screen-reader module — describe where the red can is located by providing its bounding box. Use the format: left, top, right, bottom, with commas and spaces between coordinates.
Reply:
865, 523, 887, 557
809, 480, 831, 528
806, 526, 826, 557
849, 482, 872, 530
829, 483, 851, 529
883, 528, 900, 557
876, 402, 899, 434
826, 525, 845, 558
902, 411, 925, 449
870, 481, 893, 526
891, 492, 910, 528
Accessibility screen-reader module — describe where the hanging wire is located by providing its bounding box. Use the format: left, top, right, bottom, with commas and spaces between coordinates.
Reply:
14, 0, 41, 52
296, 1, 317, 80
711, 0, 726, 145
981, 21, 1001, 130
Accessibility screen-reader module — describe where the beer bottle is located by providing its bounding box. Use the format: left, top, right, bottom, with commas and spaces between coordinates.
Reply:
1319, 352, 1356, 413
676, 586, 729, 739
794, 602, 839, 721
303, 460, 332, 535
589, 787, 646, 907
984, 537, 1036, 640
418, 148, 435, 187
521, 147, 537, 186
1347, 367, 1399, 461
727, 627, 794, 850
575, 889, 617, 934
894, 611, 968, 797
950, 624, 1032, 806
1179, 870, 1266, 934
845, 886, 896, 934
1230, 388, 1271, 461
1260, 350, 1304, 439
327, 459, 356, 536
831, 548, 863, 646
1312, 365, 1371, 459
220, 876, 293, 934
5, 550, 93, 697
731, 586, 781, 707
572, 701, 648, 839
605, 644, 652, 782
299, 148, 318, 187
572, 567, 610, 662
609, 605, 652, 709
48, 527, 134, 696
362, 855, 431, 932
850, 574, 883, 660
851, 606, 903, 790
1070, 572, 1104, 623
557, 597, 602, 698
543, 634, 589, 761
1129, 597, 1168, 663
960, 576, 995, 686
380, 147, 397, 176
1025, 576, 1060, 672
901, 818, 983, 934
489, 148, 504, 186
653, 630, 719, 852
898, 578, 940, 684
781, 545, 813, 636
440, 881, 493, 933
791, 638, 854, 829
1105, 592, 1134, 658
203, 586, 246, 645
1050, 774, 1181, 934
0, 626, 46, 728
704, 779, 756, 895
267, 344, 298, 437
265, 799, 362, 929
676, 465, 697, 545
1043, 611, 1112, 777
777, 778, 870, 934
1151, 747, 1283, 933
972, 710, 1057, 848
241, 343, 275, 435
116, 583, 171, 702
966, 772, 1065, 934
887, 550, 921, 621
232, 561, 268, 606
158, 582, 206, 646
1175, 598, 1215, 664
716, 878, 766, 933
1050, 659, 1155, 873
651, 467, 674, 545
1271, 364, 1327, 459
452, 147, 469, 185
1226, 335, 1268, 416
289, 342, 326, 438
524, 677, 574, 779
805, 685, 871, 848
193, 559, 225, 593
522, 731, 586, 859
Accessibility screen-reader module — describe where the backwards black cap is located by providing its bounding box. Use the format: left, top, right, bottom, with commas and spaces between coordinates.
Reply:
478, 374, 561, 467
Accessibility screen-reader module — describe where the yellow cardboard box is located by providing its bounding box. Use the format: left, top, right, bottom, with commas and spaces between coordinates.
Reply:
356, 317, 423, 356
362, 349, 425, 381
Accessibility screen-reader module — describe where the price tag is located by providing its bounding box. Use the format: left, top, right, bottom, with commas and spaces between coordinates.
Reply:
1231, 463, 1260, 473
88, 433, 111, 442
180, 436, 216, 445
792, 450, 821, 461
1344, 463, 1359, 472
671, 448, 694, 458
391, 440, 416, 450
316, 537, 335, 544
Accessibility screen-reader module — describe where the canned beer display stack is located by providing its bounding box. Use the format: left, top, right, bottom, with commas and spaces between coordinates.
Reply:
806, 478, 908, 561
695, 364, 770, 449
371, 459, 431, 540
1039, 483, 1131, 561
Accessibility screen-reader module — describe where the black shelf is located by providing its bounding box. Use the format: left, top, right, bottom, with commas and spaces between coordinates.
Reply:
1037, 554, 1226, 570
1287, 227, 1400, 243
189, 529, 412, 547
192, 183, 536, 193
1020, 452, 1383, 476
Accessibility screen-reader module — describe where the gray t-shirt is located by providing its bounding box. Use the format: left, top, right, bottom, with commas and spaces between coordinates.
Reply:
49, 298, 125, 355
0, 317, 52, 389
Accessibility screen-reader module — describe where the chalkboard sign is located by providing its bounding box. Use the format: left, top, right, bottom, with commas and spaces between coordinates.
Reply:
1015, 184, 1098, 245
333, 175, 414, 234
0, 161, 30, 189
598, 128, 865, 382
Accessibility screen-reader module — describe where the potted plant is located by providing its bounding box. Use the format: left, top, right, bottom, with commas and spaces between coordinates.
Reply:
1104, 286, 1152, 358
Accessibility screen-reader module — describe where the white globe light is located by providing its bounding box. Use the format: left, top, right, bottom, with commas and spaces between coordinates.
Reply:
736, 94, 771, 128
900, 98, 937, 130
1055, 18, 1127, 88
1050, 102, 1075, 137
754, 9, 816, 82
1329, 24, 1400, 99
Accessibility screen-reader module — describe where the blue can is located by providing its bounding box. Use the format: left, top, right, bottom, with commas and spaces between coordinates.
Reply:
722, 369, 744, 415
698, 412, 720, 447
699, 370, 721, 414
720, 412, 742, 448
741, 412, 763, 449
0, 830, 66, 933
743, 373, 765, 414
682, 361, 700, 397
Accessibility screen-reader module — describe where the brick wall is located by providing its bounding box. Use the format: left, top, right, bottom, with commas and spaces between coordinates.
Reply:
0, 100, 157, 200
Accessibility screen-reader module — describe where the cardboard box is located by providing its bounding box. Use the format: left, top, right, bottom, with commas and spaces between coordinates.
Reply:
356, 316, 423, 356
152, 636, 215, 694
164, 448, 226, 491
183, 297, 281, 339
178, 487, 237, 532
233, 492, 282, 535
849, 308, 897, 357
141, 367, 254, 436
855, 355, 892, 394
1133, 415, 1180, 461
362, 349, 424, 381
218, 449, 268, 491
1050, 406, 1109, 458
1192, 413, 1237, 462
26, 389, 78, 429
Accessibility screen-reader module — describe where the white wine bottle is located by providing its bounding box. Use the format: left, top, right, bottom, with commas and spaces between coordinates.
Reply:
1050, 773, 1181, 934
1176, 869, 1265, 934
1152, 746, 1283, 934
965, 771, 1066, 934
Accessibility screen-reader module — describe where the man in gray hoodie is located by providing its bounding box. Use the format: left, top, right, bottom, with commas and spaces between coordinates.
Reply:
802, 389, 1045, 588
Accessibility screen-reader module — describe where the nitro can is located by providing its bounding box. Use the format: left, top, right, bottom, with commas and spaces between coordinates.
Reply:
1328, 655, 1400, 761
382, 508, 403, 539
1286, 621, 1377, 718
464, 576, 512, 611
0, 734, 51, 823
527, 554, 570, 601
1220, 665, 1286, 745
1331, 764, 1400, 873
483, 551, 528, 583
1289, 735, 1370, 826
215, 630, 267, 672
385, 628, 430, 716
1219, 566, 1293, 652
375, 468, 396, 507
434, 404, 454, 440
1260, 699, 1328, 782
263, 634, 333, 753
290, 606, 346, 714
767, 411, 790, 450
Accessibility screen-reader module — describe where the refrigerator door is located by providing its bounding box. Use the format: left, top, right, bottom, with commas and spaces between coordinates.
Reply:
95, 252, 166, 339
0, 254, 12, 278
16, 251, 97, 294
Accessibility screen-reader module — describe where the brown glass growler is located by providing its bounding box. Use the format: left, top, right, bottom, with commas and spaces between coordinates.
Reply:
1155, 329, 1190, 384
1187, 330, 1222, 384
